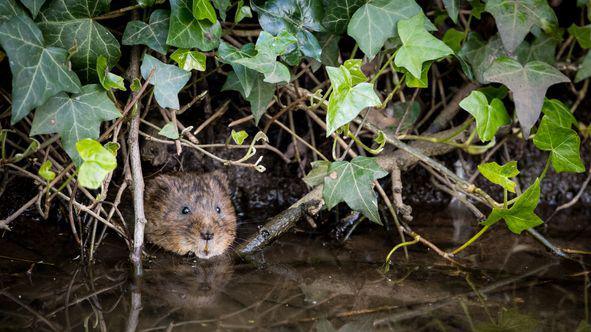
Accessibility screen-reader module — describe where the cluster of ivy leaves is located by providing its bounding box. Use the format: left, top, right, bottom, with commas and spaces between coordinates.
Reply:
0, 0, 589, 236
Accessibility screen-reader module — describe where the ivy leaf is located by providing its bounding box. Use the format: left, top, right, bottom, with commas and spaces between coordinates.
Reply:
575, 51, 591, 83
533, 117, 585, 173
0, 0, 25, 25
459, 91, 511, 142
442, 0, 460, 23
0, 15, 81, 124
30, 85, 120, 164
235, 0, 252, 23
222, 71, 275, 125
158, 122, 179, 139
568, 24, 591, 49
39, 160, 56, 181
19, 0, 46, 18
516, 33, 557, 65
303, 160, 330, 187
483, 57, 569, 138
347, 0, 424, 59
193, 0, 217, 24
482, 178, 543, 234
96, 55, 125, 91
541, 99, 577, 129
477, 161, 519, 193
171, 49, 206, 71
252, 0, 324, 60
323, 156, 388, 224
394, 14, 453, 79
76, 138, 117, 189
167, 0, 221, 51
137, 0, 156, 7
326, 60, 381, 136
322, 0, 364, 34
38, 0, 121, 82
140, 54, 191, 110
122, 9, 169, 55
218, 42, 258, 97
457, 33, 506, 83
212, 0, 230, 21
233, 31, 296, 84
231, 129, 248, 145
485, 0, 558, 53
443, 28, 465, 53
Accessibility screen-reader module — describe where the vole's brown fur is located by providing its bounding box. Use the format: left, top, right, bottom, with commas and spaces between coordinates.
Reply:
144, 171, 236, 259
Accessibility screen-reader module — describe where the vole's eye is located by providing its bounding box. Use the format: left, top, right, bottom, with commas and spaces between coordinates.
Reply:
181, 206, 191, 215
215, 206, 221, 214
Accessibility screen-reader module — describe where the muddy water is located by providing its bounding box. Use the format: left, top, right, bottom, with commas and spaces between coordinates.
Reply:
0, 208, 589, 331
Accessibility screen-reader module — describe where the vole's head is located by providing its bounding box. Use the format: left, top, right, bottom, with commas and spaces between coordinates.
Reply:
145, 171, 236, 259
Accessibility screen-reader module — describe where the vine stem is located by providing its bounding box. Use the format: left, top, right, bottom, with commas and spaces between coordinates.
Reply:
452, 224, 491, 255
384, 235, 420, 271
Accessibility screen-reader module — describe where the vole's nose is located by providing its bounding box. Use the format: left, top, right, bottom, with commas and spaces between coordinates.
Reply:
200, 231, 214, 241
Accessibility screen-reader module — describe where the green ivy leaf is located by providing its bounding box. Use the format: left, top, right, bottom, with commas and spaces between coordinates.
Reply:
222, 71, 275, 125
233, 31, 296, 84
140, 54, 191, 110
317, 33, 340, 67
401, 62, 431, 88
575, 51, 591, 83
122, 9, 169, 55
457, 33, 506, 83
19, 0, 46, 18
0, 15, 81, 124
235, 0, 252, 23
568, 24, 591, 49
39, 160, 56, 181
477, 161, 519, 193
442, 0, 459, 23
218, 42, 258, 97
303, 160, 330, 187
533, 117, 585, 173
391, 101, 421, 132
516, 33, 557, 65
212, 0, 230, 21
326, 60, 381, 136
252, 0, 323, 60
442, 28, 464, 53
30, 85, 120, 164
541, 99, 577, 129
76, 138, 117, 189
459, 91, 511, 142
485, 0, 558, 53
168, 0, 221, 50
171, 49, 206, 71
394, 14, 453, 79
231, 129, 248, 145
323, 156, 388, 224
130, 78, 141, 92
193, 0, 217, 24
483, 57, 569, 138
137, 0, 156, 7
38, 0, 121, 82
322, 0, 364, 34
158, 122, 180, 139
0, 0, 25, 25
96, 55, 125, 91
482, 178, 543, 234
347, 0, 424, 59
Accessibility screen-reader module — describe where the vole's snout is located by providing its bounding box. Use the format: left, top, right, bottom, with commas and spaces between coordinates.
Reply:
200, 231, 214, 241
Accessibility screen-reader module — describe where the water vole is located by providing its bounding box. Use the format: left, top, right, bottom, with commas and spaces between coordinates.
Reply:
144, 171, 237, 259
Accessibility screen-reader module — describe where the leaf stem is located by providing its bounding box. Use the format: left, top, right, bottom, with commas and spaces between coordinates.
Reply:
503, 189, 508, 209
384, 235, 420, 272
371, 50, 398, 84
451, 224, 491, 255
540, 155, 552, 180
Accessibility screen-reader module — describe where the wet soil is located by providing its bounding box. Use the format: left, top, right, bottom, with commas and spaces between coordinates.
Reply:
0, 206, 589, 331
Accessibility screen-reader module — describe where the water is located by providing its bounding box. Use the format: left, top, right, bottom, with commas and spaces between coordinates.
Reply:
0, 209, 589, 331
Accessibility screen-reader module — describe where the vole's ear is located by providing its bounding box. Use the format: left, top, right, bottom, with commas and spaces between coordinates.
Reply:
210, 170, 230, 191
145, 174, 175, 197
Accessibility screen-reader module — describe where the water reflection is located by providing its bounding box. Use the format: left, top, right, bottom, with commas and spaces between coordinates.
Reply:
0, 218, 589, 331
